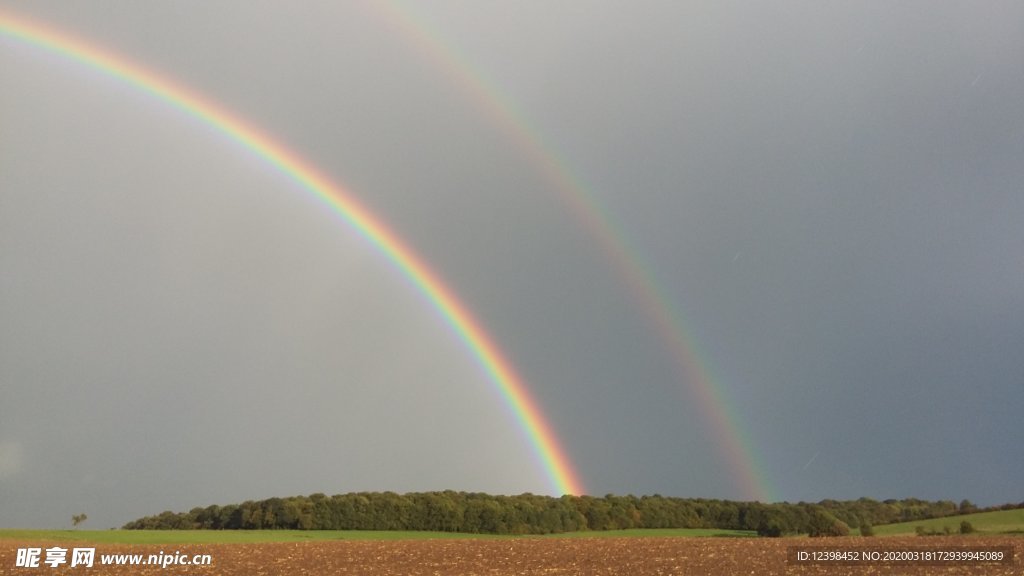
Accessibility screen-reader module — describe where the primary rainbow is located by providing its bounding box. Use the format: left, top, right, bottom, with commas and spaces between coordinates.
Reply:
377, 2, 773, 502
0, 9, 584, 497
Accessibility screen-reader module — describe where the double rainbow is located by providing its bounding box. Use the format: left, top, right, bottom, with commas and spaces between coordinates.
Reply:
0, 9, 584, 497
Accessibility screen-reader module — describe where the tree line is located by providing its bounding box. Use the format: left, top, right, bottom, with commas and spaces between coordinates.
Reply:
122, 492, 1022, 536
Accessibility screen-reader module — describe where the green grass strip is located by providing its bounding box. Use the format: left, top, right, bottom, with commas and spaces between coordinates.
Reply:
871, 509, 1024, 536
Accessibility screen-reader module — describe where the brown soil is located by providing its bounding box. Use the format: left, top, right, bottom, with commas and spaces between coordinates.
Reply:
1, 536, 1020, 575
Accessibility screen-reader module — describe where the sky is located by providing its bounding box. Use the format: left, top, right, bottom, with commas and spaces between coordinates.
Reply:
1, 1, 1022, 529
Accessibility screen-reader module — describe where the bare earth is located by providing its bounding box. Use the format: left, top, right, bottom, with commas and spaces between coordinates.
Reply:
2, 536, 1020, 575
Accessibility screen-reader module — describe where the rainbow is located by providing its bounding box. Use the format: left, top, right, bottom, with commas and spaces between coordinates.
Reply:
0, 9, 584, 497
376, 2, 773, 502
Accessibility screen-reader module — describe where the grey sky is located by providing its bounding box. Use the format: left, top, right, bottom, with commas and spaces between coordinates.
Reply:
2, 1, 1022, 529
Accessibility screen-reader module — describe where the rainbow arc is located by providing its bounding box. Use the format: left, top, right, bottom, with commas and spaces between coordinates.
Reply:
0, 9, 584, 497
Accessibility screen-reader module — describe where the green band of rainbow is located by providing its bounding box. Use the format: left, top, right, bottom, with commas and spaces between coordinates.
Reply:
0, 9, 584, 497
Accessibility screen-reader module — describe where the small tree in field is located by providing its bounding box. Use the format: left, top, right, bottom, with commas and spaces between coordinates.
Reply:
72, 513, 87, 528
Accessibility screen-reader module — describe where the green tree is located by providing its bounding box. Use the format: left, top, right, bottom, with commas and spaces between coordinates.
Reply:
807, 507, 849, 537
582, 497, 612, 531
755, 509, 789, 537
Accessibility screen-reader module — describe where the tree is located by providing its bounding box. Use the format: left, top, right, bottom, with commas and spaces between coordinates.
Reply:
71, 513, 87, 528
807, 507, 849, 537
755, 513, 786, 537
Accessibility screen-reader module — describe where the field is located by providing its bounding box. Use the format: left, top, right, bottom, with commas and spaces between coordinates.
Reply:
2, 533, 1021, 575
873, 509, 1024, 536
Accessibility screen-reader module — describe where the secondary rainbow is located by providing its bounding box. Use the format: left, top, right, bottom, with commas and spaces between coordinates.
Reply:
0, 9, 584, 497
376, 2, 773, 502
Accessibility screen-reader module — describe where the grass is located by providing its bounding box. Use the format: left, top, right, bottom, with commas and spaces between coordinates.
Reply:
0, 527, 754, 545
870, 509, 1024, 537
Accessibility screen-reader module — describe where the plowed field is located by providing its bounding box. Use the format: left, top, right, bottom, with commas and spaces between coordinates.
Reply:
2, 536, 1020, 575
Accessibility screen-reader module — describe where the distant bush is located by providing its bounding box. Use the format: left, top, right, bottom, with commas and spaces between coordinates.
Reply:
959, 499, 977, 514
959, 520, 975, 534
831, 520, 850, 537
859, 522, 874, 537
915, 525, 956, 537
